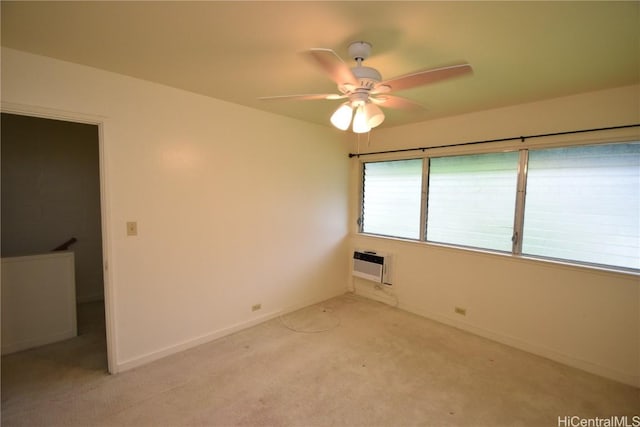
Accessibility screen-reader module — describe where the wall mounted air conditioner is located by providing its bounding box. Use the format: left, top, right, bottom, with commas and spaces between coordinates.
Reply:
352, 250, 392, 285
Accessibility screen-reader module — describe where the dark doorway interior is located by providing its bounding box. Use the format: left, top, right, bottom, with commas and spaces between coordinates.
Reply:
1, 112, 107, 368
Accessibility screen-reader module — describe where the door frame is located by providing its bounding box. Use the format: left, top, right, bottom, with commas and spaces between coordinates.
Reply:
1, 101, 117, 374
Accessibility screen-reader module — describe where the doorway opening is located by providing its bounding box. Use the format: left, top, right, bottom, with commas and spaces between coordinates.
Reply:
1, 113, 110, 393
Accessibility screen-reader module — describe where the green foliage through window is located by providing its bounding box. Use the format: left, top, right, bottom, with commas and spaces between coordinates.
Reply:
359, 142, 639, 271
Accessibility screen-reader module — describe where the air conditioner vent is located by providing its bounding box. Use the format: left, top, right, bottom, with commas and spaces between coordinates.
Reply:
352, 249, 392, 284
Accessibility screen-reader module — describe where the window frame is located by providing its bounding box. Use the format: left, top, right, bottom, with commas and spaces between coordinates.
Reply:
358, 158, 425, 240
357, 140, 639, 274
425, 149, 522, 253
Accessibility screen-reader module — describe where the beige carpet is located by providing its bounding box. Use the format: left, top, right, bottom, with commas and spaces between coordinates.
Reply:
2, 294, 638, 426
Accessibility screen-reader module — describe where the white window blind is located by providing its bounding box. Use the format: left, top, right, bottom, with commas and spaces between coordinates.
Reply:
426, 152, 519, 252
522, 143, 640, 270
361, 159, 423, 239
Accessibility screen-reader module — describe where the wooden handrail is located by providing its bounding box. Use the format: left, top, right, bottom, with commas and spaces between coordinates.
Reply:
52, 237, 77, 251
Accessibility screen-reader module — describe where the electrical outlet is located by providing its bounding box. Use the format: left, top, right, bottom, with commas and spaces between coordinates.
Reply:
126, 221, 137, 236
454, 306, 467, 316
251, 304, 262, 312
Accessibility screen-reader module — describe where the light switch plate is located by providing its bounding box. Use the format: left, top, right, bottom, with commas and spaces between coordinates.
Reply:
126, 221, 137, 236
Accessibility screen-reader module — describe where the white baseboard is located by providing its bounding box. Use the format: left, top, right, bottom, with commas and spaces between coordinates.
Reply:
115, 309, 283, 373
115, 290, 345, 374
399, 301, 639, 388
352, 279, 398, 307
352, 289, 638, 388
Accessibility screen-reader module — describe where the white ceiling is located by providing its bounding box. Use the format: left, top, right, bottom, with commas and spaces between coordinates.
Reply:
1, 1, 639, 129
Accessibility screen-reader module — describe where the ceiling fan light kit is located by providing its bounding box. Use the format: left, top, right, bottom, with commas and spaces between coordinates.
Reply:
352, 105, 372, 134
363, 102, 385, 128
330, 91, 385, 133
330, 103, 353, 130
260, 41, 473, 134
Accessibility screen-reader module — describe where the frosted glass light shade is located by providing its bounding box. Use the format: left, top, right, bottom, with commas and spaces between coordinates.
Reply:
330, 104, 353, 130
363, 103, 385, 128
352, 106, 371, 133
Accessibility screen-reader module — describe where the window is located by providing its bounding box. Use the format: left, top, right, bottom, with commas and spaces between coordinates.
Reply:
426, 152, 519, 252
522, 143, 640, 270
361, 159, 423, 239
359, 141, 639, 271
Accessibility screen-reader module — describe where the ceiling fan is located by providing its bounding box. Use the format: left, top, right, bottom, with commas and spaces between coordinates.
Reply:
260, 41, 473, 133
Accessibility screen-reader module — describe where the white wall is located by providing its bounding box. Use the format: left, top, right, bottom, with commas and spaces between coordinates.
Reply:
349, 85, 640, 386
1, 48, 350, 371
2, 252, 77, 354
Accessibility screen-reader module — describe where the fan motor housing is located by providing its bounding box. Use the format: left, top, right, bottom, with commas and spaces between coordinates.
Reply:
350, 66, 381, 90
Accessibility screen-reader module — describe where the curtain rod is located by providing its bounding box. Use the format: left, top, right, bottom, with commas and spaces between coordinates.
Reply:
348, 123, 640, 158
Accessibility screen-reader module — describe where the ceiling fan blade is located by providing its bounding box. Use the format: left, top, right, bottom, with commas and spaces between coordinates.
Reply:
259, 93, 345, 101
302, 48, 359, 87
376, 63, 473, 93
371, 95, 426, 111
